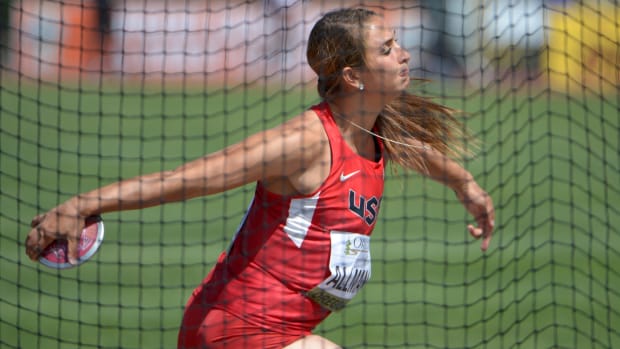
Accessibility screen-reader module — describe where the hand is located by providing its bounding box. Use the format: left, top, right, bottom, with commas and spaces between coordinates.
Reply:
454, 180, 495, 251
25, 203, 86, 265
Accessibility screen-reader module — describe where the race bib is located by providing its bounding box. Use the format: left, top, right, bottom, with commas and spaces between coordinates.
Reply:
306, 231, 371, 311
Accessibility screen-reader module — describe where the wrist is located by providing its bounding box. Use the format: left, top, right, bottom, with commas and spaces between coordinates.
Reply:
61, 196, 90, 218
449, 173, 475, 195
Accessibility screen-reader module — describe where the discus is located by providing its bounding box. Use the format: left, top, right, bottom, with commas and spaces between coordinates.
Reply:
39, 215, 105, 269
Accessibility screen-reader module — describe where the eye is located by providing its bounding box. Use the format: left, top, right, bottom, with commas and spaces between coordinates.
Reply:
382, 38, 398, 55
382, 43, 394, 55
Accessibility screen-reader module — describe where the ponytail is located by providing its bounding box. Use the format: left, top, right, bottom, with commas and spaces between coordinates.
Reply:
377, 90, 477, 173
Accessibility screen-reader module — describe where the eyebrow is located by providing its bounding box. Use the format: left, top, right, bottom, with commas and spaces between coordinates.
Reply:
381, 30, 397, 47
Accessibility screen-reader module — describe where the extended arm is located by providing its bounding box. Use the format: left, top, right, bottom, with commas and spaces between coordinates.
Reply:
25, 112, 320, 263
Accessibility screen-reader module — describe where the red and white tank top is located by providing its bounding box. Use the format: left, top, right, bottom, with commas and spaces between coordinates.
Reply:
199, 102, 385, 333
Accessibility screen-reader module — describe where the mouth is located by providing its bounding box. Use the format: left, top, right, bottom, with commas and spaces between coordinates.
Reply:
399, 67, 409, 77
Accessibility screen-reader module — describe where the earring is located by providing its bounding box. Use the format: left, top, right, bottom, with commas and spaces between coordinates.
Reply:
359, 83, 364, 91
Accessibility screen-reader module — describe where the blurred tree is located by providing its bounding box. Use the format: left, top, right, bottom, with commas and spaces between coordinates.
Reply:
0, 0, 11, 64
542, 0, 619, 94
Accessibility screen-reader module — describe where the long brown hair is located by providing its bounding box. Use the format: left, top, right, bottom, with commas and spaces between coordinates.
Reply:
306, 8, 475, 172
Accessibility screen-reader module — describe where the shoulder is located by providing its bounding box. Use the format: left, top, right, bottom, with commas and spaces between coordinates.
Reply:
244, 108, 328, 180
274, 109, 324, 136
259, 109, 333, 194
266, 109, 327, 153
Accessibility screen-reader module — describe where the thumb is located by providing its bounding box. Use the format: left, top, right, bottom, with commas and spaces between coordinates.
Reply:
66, 234, 80, 265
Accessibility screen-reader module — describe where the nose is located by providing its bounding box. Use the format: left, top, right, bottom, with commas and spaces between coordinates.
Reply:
396, 42, 410, 64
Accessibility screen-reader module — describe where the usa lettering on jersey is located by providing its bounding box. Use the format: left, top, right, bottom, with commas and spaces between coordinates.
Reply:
348, 189, 382, 225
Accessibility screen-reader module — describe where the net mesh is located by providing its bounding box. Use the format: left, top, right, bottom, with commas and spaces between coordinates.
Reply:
1, 0, 619, 348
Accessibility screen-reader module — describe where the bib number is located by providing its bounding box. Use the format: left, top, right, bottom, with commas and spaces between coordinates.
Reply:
306, 231, 371, 311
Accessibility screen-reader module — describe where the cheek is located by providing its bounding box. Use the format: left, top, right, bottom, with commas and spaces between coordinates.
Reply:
366, 62, 392, 80
364, 60, 400, 87
374, 60, 398, 77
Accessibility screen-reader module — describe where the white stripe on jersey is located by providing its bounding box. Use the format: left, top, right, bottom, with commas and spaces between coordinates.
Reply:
283, 192, 321, 248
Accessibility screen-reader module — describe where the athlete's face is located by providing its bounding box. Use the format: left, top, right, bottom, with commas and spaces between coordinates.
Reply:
360, 17, 411, 100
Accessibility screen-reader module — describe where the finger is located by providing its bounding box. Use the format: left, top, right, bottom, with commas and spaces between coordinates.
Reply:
468, 224, 482, 239
486, 219, 495, 236
30, 213, 46, 228
479, 218, 494, 252
25, 228, 41, 261
468, 223, 492, 252
484, 197, 496, 232
25, 226, 54, 261
25, 235, 42, 261
66, 234, 80, 265
481, 232, 492, 252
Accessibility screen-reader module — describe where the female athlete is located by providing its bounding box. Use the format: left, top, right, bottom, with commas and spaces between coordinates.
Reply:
26, 8, 495, 349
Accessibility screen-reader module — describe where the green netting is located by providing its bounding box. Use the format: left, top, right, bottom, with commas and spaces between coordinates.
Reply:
1, 1, 618, 348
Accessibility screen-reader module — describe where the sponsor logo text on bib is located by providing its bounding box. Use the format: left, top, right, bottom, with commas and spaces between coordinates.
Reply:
306, 231, 371, 311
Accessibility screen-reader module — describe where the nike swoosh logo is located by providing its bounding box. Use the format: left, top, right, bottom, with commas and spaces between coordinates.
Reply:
340, 170, 360, 182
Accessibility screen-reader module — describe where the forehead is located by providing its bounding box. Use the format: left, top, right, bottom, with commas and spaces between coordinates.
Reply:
363, 16, 395, 45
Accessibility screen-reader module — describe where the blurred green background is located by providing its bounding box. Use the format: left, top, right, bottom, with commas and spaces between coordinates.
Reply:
1, 77, 618, 349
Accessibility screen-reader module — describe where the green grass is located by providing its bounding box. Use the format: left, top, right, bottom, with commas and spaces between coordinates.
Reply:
1, 78, 619, 348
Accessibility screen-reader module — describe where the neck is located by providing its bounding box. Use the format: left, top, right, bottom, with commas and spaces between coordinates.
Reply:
327, 98, 382, 158
327, 96, 384, 132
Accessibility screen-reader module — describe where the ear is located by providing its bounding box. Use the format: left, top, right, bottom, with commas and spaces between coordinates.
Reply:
341, 67, 362, 90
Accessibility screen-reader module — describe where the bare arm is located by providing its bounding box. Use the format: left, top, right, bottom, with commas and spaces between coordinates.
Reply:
25, 111, 322, 263
408, 140, 495, 251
